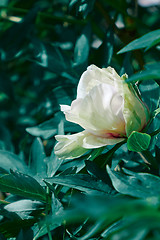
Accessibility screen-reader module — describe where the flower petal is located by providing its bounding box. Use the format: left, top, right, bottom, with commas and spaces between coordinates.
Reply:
54, 131, 89, 159
77, 65, 120, 98
54, 130, 125, 159
82, 134, 125, 149
61, 83, 125, 136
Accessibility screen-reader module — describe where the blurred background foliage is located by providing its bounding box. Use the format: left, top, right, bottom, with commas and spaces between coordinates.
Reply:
0, 0, 160, 239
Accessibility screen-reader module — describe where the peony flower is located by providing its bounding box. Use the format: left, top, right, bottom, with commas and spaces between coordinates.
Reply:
54, 65, 150, 159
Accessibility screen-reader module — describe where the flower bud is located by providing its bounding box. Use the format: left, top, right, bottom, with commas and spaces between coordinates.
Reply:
55, 65, 150, 159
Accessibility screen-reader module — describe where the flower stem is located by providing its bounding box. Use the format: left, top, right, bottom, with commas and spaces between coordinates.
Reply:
47, 224, 52, 240
138, 150, 159, 173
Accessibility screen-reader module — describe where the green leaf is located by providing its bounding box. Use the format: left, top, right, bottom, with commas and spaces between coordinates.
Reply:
85, 160, 113, 188
127, 131, 151, 152
98, 27, 114, 67
102, 218, 148, 240
0, 207, 35, 238
31, 39, 71, 75
0, 150, 28, 173
118, 29, 160, 54
33, 197, 63, 239
26, 112, 82, 139
120, 52, 133, 76
26, 118, 58, 139
73, 24, 91, 73
45, 174, 114, 195
139, 79, 160, 112
101, 219, 129, 238
93, 141, 126, 167
126, 67, 160, 83
107, 166, 160, 198
4, 199, 44, 220
30, 137, 46, 177
69, 0, 96, 18
0, 170, 46, 202
33, 219, 62, 240
46, 148, 63, 178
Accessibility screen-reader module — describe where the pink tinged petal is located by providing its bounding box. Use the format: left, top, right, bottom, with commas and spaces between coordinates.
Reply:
54, 131, 89, 159
82, 134, 125, 149
77, 65, 120, 99
54, 130, 125, 159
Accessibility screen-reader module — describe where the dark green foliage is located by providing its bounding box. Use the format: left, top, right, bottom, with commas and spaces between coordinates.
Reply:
69, 0, 96, 18
107, 166, 160, 198
0, 0, 160, 239
0, 170, 46, 202
45, 173, 114, 195
118, 29, 160, 54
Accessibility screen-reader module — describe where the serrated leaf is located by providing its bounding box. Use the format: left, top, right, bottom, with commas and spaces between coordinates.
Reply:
107, 166, 160, 198
45, 174, 114, 195
127, 131, 151, 152
0, 170, 46, 202
118, 29, 160, 54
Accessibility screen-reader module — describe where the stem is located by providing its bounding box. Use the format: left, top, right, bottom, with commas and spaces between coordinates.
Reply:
150, 128, 160, 137
45, 186, 52, 240
0, 199, 10, 205
93, 140, 126, 168
47, 224, 52, 240
138, 152, 150, 165
87, 147, 105, 161
134, 0, 138, 17
138, 150, 159, 173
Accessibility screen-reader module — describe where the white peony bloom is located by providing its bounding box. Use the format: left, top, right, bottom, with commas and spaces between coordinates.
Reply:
54, 65, 150, 159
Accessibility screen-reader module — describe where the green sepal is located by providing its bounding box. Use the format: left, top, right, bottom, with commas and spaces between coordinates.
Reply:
127, 131, 151, 152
